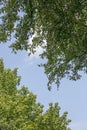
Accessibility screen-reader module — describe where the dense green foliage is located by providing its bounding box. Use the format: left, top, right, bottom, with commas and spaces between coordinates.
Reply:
0, 59, 71, 130
0, 0, 87, 89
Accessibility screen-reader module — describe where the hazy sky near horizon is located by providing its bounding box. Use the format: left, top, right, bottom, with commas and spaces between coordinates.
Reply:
0, 43, 87, 130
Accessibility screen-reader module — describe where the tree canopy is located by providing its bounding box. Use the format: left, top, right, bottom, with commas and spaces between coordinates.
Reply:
0, 58, 71, 130
0, 0, 87, 89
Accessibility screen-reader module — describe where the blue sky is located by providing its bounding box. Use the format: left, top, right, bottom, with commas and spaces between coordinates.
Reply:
0, 43, 87, 130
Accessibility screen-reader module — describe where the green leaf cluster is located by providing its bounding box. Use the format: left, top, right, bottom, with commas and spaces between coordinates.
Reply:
0, 0, 87, 88
0, 59, 71, 130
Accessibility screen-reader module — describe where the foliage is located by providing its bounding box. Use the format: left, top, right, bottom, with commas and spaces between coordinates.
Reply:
0, 58, 71, 130
0, 0, 87, 89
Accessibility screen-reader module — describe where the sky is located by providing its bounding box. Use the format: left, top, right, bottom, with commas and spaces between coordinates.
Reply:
0, 43, 87, 130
